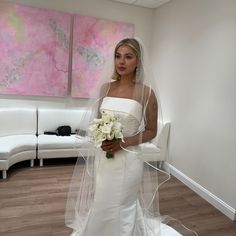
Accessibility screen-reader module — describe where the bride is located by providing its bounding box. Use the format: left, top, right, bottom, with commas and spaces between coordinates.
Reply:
65, 38, 195, 236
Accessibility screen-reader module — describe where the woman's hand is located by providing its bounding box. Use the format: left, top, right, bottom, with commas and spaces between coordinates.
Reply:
101, 139, 122, 154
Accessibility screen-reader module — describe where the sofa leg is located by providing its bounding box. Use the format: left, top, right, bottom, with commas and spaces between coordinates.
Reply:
2, 170, 7, 179
159, 161, 163, 169
30, 159, 34, 167
39, 159, 43, 167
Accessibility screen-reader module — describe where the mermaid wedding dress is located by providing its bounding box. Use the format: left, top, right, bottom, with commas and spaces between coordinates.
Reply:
69, 97, 182, 236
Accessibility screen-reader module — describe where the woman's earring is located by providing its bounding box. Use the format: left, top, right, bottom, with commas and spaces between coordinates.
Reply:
135, 66, 141, 83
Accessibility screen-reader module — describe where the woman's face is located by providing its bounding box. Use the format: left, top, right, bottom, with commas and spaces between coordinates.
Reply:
115, 45, 138, 78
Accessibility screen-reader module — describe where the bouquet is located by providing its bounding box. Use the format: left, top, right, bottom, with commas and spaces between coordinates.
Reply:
89, 110, 124, 158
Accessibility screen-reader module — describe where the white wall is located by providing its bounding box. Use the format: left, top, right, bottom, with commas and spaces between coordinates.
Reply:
0, 0, 154, 108
151, 0, 236, 213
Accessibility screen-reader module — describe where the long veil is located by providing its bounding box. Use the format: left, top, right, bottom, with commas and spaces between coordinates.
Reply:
65, 38, 198, 236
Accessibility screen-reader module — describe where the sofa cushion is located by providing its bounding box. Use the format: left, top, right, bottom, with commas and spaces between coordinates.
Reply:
0, 108, 37, 137
0, 135, 37, 160
37, 108, 92, 135
139, 142, 160, 153
37, 134, 93, 150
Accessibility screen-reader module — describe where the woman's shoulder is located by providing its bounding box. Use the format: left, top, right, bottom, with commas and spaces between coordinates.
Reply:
138, 84, 156, 98
101, 80, 117, 88
99, 80, 118, 97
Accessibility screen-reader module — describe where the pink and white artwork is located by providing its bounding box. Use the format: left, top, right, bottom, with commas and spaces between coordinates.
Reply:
0, 2, 71, 97
71, 15, 134, 98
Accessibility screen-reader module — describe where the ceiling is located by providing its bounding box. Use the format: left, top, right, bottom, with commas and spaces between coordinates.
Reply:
110, 0, 172, 9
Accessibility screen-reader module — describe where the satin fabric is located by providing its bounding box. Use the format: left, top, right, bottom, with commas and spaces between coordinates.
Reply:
70, 97, 181, 236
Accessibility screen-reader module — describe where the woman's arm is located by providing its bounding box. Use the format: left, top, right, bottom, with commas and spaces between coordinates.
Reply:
123, 89, 158, 148
96, 82, 110, 118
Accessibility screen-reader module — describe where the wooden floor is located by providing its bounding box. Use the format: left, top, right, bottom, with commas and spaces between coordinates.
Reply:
0, 159, 235, 236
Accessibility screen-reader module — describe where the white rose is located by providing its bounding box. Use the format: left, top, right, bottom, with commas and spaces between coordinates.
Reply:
100, 122, 113, 134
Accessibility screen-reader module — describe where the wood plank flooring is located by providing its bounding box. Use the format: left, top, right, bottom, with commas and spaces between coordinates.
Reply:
0, 159, 235, 236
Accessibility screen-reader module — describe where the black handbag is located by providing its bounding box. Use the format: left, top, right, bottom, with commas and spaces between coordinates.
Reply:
57, 125, 71, 136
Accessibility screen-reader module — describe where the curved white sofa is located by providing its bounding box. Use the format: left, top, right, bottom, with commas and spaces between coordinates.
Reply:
0, 108, 37, 179
0, 107, 170, 179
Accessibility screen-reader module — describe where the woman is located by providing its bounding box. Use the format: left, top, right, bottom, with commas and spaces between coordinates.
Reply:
100, 38, 158, 156
66, 38, 193, 235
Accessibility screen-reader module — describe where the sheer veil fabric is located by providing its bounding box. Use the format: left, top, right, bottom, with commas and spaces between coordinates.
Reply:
65, 38, 197, 236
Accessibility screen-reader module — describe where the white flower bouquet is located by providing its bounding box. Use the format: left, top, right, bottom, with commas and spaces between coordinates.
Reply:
89, 110, 124, 158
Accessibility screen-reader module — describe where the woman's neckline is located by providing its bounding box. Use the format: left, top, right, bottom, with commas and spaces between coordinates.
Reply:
104, 96, 143, 108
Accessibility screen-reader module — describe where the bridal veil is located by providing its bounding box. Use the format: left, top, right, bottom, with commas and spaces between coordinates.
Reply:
65, 38, 197, 236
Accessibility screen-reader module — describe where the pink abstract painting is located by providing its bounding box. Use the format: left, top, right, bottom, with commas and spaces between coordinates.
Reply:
71, 15, 134, 98
0, 2, 71, 97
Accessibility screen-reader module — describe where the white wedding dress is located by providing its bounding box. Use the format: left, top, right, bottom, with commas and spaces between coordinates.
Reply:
70, 97, 182, 236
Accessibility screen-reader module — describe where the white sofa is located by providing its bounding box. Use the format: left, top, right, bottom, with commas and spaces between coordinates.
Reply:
0, 107, 170, 179
0, 108, 37, 179
37, 108, 170, 167
140, 122, 170, 167
37, 108, 93, 167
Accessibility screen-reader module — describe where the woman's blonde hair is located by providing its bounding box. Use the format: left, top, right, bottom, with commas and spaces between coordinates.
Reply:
112, 38, 143, 83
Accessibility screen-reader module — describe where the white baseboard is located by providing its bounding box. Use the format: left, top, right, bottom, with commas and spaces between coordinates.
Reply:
165, 163, 236, 221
